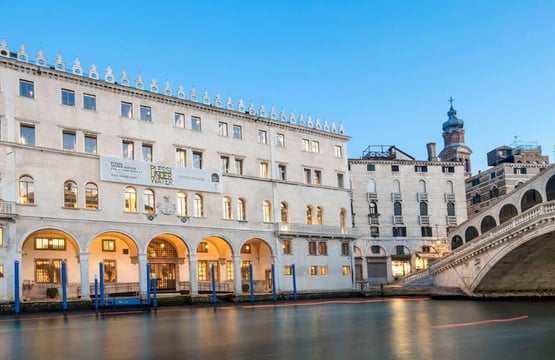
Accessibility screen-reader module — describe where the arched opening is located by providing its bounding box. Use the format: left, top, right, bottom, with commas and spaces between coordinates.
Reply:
445, 180, 454, 194
237, 198, 246, 221
419, 202, 428, 216
465, 226, 479, 242
481, 215, 497, 233
85, 182, 99, 209
19, 175, 35, 204
306, 205, 313, 224
89, 231, 140, 297
499, 204, 518, 224
222, 196, 232, 220
366, 245, 387, 284
197, 236, 234, 293
393, 179, 401, 193
546, 175, 555, 201
367, 179, 377, 193
263, 200, 271, 222
240, 238, 273, 293
391, 245, 411, 278
147, 235, 189, 291
21, 228, 80, 300
418, 180, 427, 193
521, 189, 542, 212
451, 235, 463, 250
316, 206, 324, 225
339, 208, 347, 227
280, 202, 288, 223
63, 180, 78, 208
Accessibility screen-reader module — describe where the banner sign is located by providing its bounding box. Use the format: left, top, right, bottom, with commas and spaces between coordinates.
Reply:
100, 156, 222, 193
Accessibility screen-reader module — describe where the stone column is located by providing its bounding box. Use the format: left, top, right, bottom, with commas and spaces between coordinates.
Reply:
233, 254, 242, 295
138, 253, 148, 296
189, 253, 198, 295
79, 253, 90, 298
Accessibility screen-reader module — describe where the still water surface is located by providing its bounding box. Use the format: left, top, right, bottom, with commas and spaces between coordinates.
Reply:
0, 298, 554, 360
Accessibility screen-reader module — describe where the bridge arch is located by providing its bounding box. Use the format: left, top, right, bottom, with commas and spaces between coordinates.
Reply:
451, 235, 463, 250
465, 226, 479, 242
480, 215, 497, 234
499, 204, 518, 224
521, 189, 542, 212
546, 175, 555, 201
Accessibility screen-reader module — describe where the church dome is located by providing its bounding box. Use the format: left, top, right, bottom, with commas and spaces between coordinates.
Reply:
442, 105, 464, 132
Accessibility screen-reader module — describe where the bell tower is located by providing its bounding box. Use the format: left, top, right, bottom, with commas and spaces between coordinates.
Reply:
438, 97, 472, 176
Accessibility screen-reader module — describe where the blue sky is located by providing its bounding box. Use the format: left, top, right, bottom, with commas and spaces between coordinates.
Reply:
1, 0, 554, 172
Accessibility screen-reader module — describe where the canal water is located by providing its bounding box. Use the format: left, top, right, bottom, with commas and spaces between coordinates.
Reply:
0, 298, 554, 359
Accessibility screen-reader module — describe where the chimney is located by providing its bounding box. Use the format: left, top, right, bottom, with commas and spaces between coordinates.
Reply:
426, 142, 437, 161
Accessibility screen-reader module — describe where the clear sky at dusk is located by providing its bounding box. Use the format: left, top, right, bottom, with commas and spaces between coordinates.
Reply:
1, 0, 554, 172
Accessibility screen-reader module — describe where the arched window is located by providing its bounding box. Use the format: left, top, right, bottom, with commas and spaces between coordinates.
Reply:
237, 198, 246, 220
306, 205, 313, 224
263, 200, 272, 222
367, 179, 377, 193
393, 180, 401, 193
176, 191, 187, 216
280, 202, 288, 223
63, 180, 78, 208
19, 175, 35, 204
316, 206, 324, 225
419, 202, 428, 216
193, 193, 204, 217
394, 202, 402, 216
222, 196, 232, 219
144, 189, 155, 214
490, 186, 499, 199
418, 180, 427, 193
124, 186, 137, 212
447, 202, 456, 216
339, 208, 346, 227
446, 180, 454, 194
85, 182, 99, 209
546, 175, 555, 201
369, 202, 378, 215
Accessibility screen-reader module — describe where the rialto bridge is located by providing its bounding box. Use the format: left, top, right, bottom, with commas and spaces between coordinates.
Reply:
404, 164, 555, 296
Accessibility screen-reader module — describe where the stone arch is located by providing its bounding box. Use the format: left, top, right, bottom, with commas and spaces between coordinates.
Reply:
451, 235, 463, 250
521, 189, 542, 212
196, 235, 235, 290
480, 215, 497, 234
146, 233, 190, 291
465, 226, 479, 242
499, 204, 518, 224
239, 237, 274, 293
546, 175, 555, 201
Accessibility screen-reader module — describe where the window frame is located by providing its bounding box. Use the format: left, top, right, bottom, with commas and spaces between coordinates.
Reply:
191, 116, 202, 131
61, 88, 75, 106
19, 79, 35, 98
84, 134, 97, 154
83, 93, 96, 110
232, 125, 242, 139
62, 131, 76, 151
140, 105, 152, 122
20, 124, 36, 146
174, 112, 185, 128
121, 101, 133, 118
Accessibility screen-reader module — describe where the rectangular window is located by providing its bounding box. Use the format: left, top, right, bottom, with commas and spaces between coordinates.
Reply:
232, 125, 242, 139
319, 266, 328, 275
140, 105, 152, 121
61, 89, 75, 106
310, 265, 318, 276
284, 265, 293, 275
84, 94, 96, 110
175, 113, 185, 128
0, 264, 3, 278
334, 145, 343, 158
276, 133, 285, 147
197, 242, 209, 253
19, 79, 34, 98
20, 124, 36, 146
514, 167, 527, 174
308, 241, 317, 255
122, 141, 134, 160
258, 130, 268, 144
121, 102, 133, 118
226, 260, 234, 281
62, 131, 76, 151
314, 170, 321, 185
193, 151, 203, 169
471, 178, 480, 186
241, 261, 251, 281
337, 173, 344, 188
442, 166, 455, 173
421, 226, 433, 237
102, 239, 116, 252
302, 139, 310, 152
0, 228, 3, 247
318, 242, 327, 255
371, 226, 380, 238
220, 156, 230, 173
218, 122, 228, 136
103, 260, 117, 283
84, 134, 97, 154
367, 164, 376, 171
260, 162, 269, 178
176, 149, 186, 167
282, 240, 291, 254
191, 116, 201, 131
393, 226, 407, 237
342, 266, 350, 276
235, 159, 244, 175
278, 164, 287, 180
304, 168, 311, 184
311, 141, 320, 153
415, 165, 428, 173
35, 259, 62, 284
371, 245, 381, 254
391, 165, 399, 172
142, 144, 153, 162
35, 238, 66, 250
341, 242, 349, 256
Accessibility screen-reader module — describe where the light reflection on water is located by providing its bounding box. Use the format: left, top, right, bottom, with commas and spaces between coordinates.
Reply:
0, 299, 554, 359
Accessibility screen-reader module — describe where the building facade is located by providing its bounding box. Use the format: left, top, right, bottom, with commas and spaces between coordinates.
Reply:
349, 144, 467, 285
0, 41, 357, 301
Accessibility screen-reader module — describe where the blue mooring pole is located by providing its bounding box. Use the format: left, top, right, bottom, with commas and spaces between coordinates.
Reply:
99, 261, 104, 306
271, 263, 276, 303
211, 263, 217, 304
292, 264, 297, 300
249, 263, 254, 303
61, 261, 67, 314
14, 260, 20, 314
94, 276, 98, 313
152, 277, 157, 310
146, 263, 151, 305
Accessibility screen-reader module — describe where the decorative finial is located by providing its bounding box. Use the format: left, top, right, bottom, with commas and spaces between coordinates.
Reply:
448, 96, 454, 109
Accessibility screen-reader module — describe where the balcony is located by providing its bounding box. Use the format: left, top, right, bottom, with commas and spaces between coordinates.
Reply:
445, 193, 456, 202
391, 193, 402, 202
0, 201, 16, 219
419, 215, 430, 225
446, 216, 458, 225
417, 193, 428, 202
368, 214, 380, 225
393, 215, 404, 224
367, 192, 378, 201
274, 222, 359, 239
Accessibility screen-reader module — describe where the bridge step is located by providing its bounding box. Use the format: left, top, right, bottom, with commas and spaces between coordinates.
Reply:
403, 276, 432, 286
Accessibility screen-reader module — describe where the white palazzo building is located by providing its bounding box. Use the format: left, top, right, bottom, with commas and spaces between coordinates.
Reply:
0, 41, 357, 301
